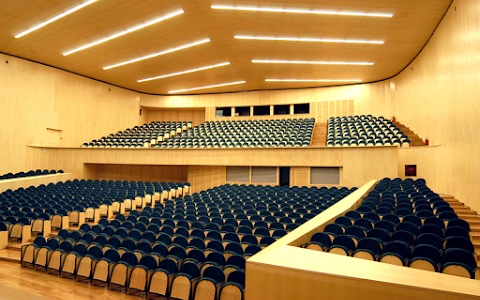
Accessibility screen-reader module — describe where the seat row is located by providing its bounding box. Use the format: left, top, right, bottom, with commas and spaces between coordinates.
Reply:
0, 169, 64, 180
326, 115, 411, 147
155, 118, 315, 149
22, 234, 245, 300
0, 180, 189, 243
81, 121, 193, 148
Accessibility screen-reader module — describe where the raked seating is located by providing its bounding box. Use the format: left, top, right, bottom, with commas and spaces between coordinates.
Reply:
155, 118, 315, 148
21, 183, 356, 299
303, 178, 478, 279
81, 121, 193, 148
326, 115, 410, 147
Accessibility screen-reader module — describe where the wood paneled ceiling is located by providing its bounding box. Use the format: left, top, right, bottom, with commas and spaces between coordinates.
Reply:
0, 0, 452, 95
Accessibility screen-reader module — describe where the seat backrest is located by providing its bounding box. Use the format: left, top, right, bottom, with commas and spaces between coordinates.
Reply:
203, 266, 226, 283
227, 270, 245, 287
179, 261, 200, 278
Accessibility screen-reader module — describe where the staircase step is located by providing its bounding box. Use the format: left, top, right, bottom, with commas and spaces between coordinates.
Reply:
392, 121, 424, 146
310, 123, 326, 147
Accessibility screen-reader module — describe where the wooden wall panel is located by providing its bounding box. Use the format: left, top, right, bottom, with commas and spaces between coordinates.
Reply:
393, 0, 480, 211
145, 109, 205, 127
290, 167, 310, 187
27, 146, 397, 190
342, 147, 398, 188
0, 173, 73, 193
86, 164, 188, 183
187, 165, 226, 193
139, 81, 394, 124
315, 99, 354, 122
0, 53, 140, 176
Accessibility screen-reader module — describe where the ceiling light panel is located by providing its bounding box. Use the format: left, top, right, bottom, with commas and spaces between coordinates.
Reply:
253, 60, 373, 65
266, 79, 362, 82
211, 5, 393, 18
15, 0, 98, 38
63, 9, 184, 56
169, 81, 246, 94
138, 62, 230, 82
235, 36, 384, 44
104, 38, 210, 70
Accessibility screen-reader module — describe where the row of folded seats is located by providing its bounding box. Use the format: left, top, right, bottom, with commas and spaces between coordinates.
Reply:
0, 180, 189, 242
303, 178, 479, 279
0, 169, 64, 180
81, 121, 193, 148
21, 183, 357, 299
154, 118, 314, 148
326, 115, 411, 147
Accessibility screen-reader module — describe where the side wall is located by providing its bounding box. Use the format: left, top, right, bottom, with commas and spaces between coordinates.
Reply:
394, 0, 480, 212
0, 53, 141, 175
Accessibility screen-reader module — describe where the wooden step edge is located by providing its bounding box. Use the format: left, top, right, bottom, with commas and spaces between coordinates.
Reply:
458, 214, 480, 219
457, 214, 480, 219
454, 208, 477, 213
0, 256, 20, 264
6, 246, 22, 252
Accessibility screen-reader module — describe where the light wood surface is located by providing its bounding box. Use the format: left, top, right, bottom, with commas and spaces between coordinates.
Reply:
393, 0, 480, 212
246, 245, 480, 300
26, 146, 398, 190
0, 0, 451, 94
0, 261, 145, 300
0, 173, 73, 193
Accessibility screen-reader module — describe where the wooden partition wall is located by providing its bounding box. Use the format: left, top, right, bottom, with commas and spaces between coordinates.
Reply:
0, 173, 73, 194
26, 146, 399, 192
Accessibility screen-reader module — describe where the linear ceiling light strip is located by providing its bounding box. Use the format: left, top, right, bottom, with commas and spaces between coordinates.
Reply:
252, 60, 373, 65
63, 9, 184, 56
104, 38, 210, 70
168, 81, 246, 94
235, 36, 384, 44
15, 0, 98, 38
138, 62, 230, 82
265, 79, 362, 82
211, 5, 393, 18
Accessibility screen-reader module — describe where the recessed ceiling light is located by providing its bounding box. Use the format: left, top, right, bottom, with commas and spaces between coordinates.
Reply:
104, 38, 210, 70
63, 9, 184, 56
235, 36, 384, 44
169, 81, 246, 94
212, 5, 393, 18
253, 60, 374, 65
15, 0, 98, 38
265, 79, 362, 82
138, 62, 230, 82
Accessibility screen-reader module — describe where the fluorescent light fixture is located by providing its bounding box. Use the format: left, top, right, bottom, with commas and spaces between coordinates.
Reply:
138, 62, 230, 82
266, 79, 362, 82
63, 9, 184, 56
253, 60, 373, 65
15, 0, 98, 38
212, 5, 393, 18
235, 36, 384, 44
104, 38, 210, 70
169, 81, 246, 94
